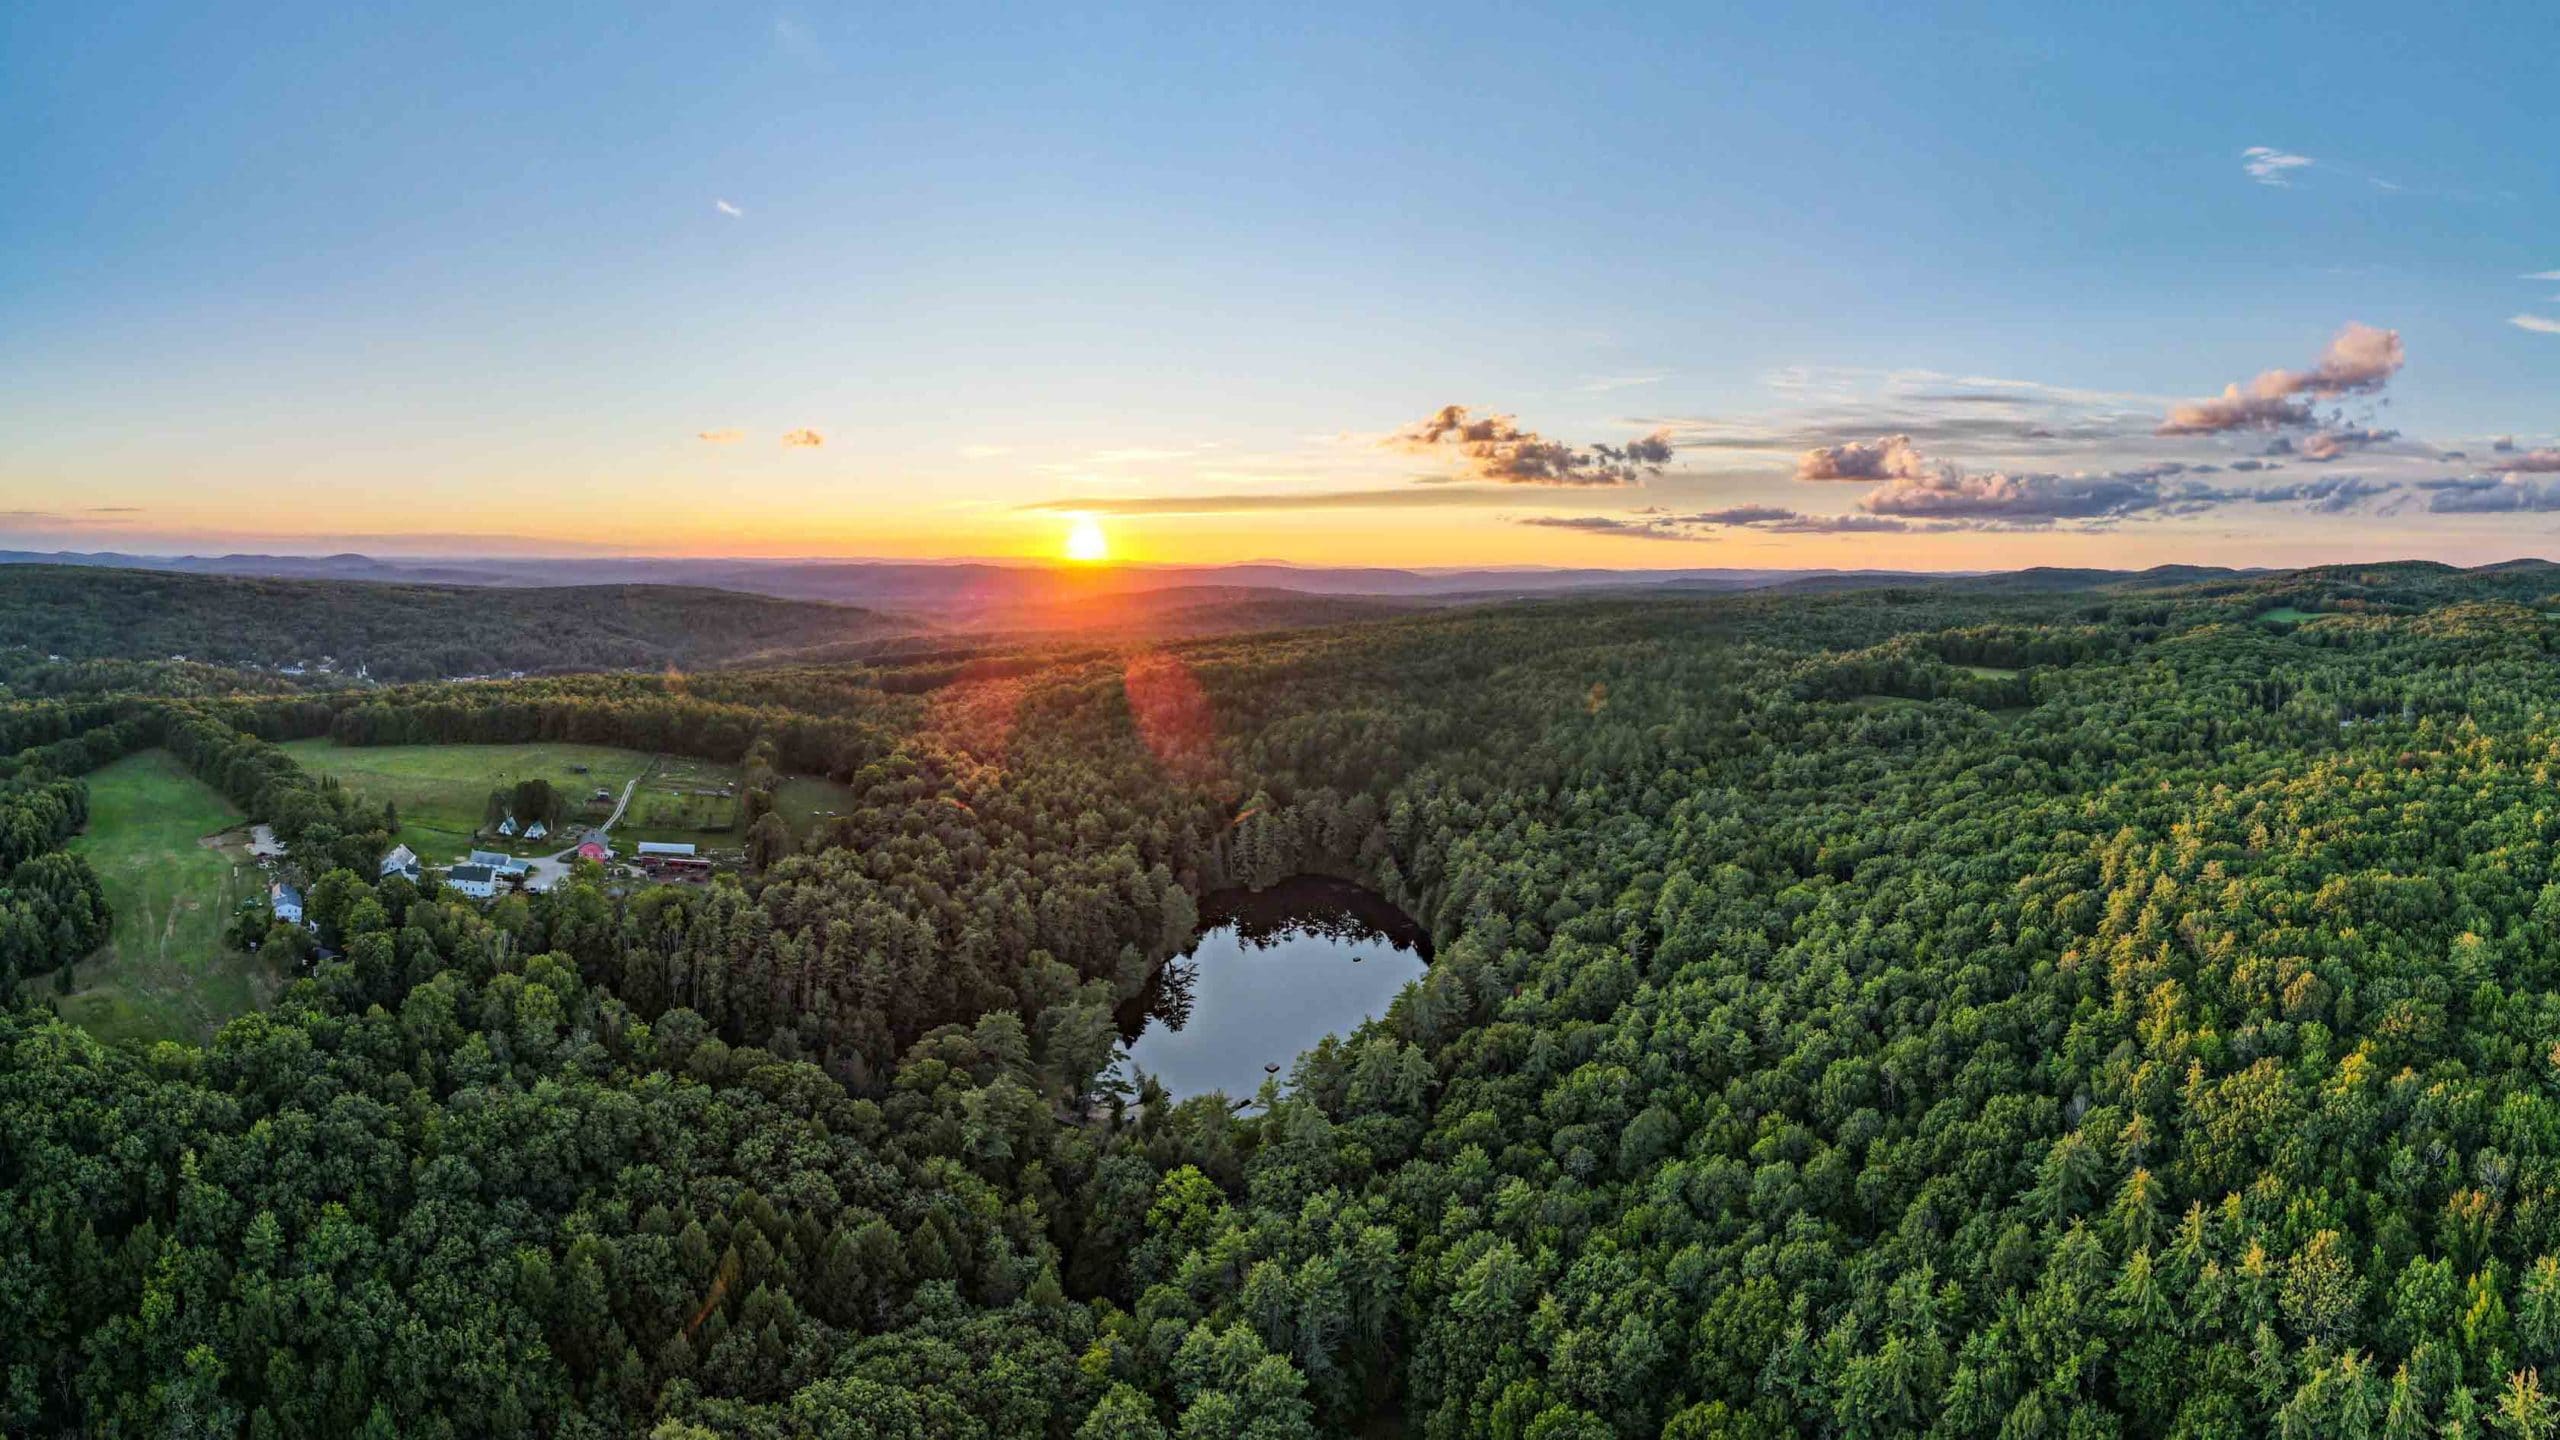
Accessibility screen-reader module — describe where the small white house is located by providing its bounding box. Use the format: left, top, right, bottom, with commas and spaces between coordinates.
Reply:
524, 820, 549, 841
379, 844, 421, 882
497, 816, 518, 837
445, 863, 498, 900
269, 882, 305, 925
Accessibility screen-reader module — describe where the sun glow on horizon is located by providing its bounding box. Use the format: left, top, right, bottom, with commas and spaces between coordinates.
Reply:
1064, 515, 1110, 563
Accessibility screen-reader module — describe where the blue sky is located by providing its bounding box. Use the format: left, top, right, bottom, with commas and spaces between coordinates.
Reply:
4, 1, 2556, 565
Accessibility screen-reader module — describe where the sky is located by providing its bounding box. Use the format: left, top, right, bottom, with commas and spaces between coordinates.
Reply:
5, 1, 2559, 570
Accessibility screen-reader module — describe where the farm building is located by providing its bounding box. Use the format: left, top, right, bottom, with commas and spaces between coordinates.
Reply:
270, 882, 305, 925
468, 849, 531, 876
636, 841, 696, 857
445, 863, 498, 900
524, 820, 548, 841
379, 844, 422, 882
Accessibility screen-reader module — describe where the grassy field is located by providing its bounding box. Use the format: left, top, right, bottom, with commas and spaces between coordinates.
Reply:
1957, 664, 2021, 679
280, 739, 654, 858
56, 750, 279, 1045
2259, 606, 2319, 625
279, 739, 857, 855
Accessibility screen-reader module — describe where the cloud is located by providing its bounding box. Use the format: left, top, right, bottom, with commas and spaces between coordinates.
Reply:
2156, 323, 2405, 435
715, 199, 744, 218
2243, 147, 2315, 186
1391, 405, 1674, 487
2510, 314, 2560, 335
2522, 271, 2560, 281
1861, 466, 2220, 524
696, 429, 746, 444
2424, 475, 2560, 513
83, 506, 142, 513
1518, 507, 1923, 540
2490, 449, 2560, 474
781, 428, 825, 448
2243, 475, 2398, 513
2298, 426, 2400, 462
1796, 433, 1950, 482
1021, 486, 1532, 515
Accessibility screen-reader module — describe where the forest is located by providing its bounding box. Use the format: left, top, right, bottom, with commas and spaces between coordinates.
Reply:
12, 559, 2560, 1435
0, 566, 908, 682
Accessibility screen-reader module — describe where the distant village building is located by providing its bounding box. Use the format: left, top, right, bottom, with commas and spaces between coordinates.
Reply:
497, 816, 518, 837
445, 863, 498, 900
269, 882, 305, 925
635, 841, 697, 857
379, 844, 422, 882
576, 840, 609, 862
524, 820, 548, 841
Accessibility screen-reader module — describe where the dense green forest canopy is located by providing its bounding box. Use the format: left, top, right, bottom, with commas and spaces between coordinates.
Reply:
12, 559, 2560, 1435
0, 566, 910, 682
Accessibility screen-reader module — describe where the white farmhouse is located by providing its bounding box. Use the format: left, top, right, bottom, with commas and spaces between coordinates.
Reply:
445, 863, 498, 900
379, 844, 422, 882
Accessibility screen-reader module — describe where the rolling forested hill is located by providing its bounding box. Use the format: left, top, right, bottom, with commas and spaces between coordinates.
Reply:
15, 562, 2560, 1433
0, 565, 910, 681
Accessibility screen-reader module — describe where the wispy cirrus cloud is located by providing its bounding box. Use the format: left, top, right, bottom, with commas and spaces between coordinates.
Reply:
1391, 405, 1674, 487
1517, 507, 1927, 540
2242, 147, 2315, 186
781, 428, 825, 448
1020, 486, 1531, 515
2156, 323, 2404, 435
2510, 314, 2560, 336
696, 429, 746, 444
714, 199, 743, 218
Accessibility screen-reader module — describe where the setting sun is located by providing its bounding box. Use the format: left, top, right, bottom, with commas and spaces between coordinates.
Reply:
1064, 515, 1109, 563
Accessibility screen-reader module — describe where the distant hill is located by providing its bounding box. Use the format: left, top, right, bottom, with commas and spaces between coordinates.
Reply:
0, 566, 909, 682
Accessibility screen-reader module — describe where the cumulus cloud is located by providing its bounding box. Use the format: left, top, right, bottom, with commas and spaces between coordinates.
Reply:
782, 428, 825, 448
1795, 434, 1950, 482
2299, 426, 2400, 462
2156, 323, 2405, 435
1392, 405, 1674, 487
1860, 465, 2221, 524
2490, 449, 2560, 474
715, 199, 744, 218
2511, 314, 2560, 335
2243, 147, 2315, 186
2244, 475, 2398, 513
2424, 475, 2560, 513
696, 429, 746, 444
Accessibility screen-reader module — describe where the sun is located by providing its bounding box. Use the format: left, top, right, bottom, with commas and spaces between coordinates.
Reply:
1064, 515, 1110, 563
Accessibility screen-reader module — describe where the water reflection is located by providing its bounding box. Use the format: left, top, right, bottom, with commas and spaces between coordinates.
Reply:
1119, 876, 1429, 1103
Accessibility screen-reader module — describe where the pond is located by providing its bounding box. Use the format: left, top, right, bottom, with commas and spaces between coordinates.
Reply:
1119, 875, 1430, 1103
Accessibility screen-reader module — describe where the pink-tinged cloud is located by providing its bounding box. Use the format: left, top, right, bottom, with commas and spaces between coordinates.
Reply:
782, 428, 826, 448
2156, 323, 2405, 435
1795, 433, 1950, 482
696, 429, 746, 444
2491, 448, 2560, 473
1393, 405, 1674, 486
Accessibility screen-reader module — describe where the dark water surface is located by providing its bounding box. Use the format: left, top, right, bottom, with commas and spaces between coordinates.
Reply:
1120, 875, 1429, 1102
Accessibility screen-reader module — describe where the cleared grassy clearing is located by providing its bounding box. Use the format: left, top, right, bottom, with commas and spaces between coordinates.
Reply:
56, 750, 278, 1045
279, 739, 859, 854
